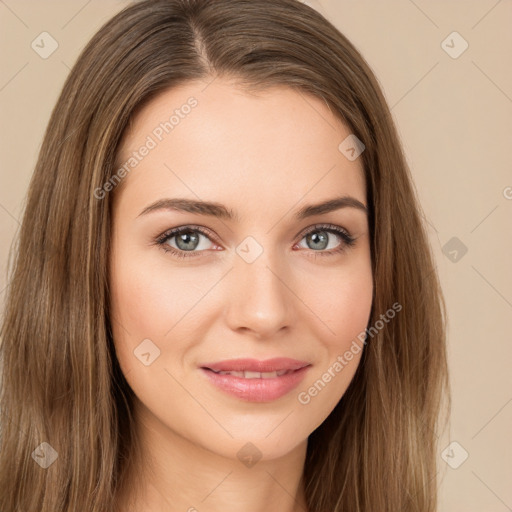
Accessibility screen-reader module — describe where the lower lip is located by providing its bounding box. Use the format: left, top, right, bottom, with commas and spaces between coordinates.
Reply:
200, 366, 310, 402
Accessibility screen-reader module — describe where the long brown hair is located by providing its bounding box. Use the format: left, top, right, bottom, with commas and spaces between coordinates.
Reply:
0, 0, 450, 510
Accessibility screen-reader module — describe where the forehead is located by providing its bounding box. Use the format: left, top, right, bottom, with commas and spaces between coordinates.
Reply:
114, 79, 366, 217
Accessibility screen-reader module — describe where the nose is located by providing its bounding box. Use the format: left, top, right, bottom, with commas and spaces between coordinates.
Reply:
223, 248, 296, 339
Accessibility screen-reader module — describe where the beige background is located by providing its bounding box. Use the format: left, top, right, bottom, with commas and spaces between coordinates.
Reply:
1, 1, 511, 510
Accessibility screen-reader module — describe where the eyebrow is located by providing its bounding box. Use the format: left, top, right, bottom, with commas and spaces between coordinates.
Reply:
137, 195, 368, 221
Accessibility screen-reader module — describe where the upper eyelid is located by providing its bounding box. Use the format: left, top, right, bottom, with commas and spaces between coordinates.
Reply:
160, 225, 216, 243
302, 223, 351, 236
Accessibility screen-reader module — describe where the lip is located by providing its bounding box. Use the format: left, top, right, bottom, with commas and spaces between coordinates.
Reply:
199, 358, 311, 402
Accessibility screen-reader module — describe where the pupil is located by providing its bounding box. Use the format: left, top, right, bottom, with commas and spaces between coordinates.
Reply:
176, 231, 199, 251
308, 231, 328, 250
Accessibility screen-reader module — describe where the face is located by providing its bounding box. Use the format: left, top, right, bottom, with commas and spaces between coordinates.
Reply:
108, 78, 373, 463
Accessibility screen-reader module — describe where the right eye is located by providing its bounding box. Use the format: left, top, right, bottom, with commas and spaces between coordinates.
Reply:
154, 225, 219, 259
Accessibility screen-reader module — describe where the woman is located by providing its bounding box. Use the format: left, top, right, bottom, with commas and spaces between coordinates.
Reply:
0, 0, 450, 510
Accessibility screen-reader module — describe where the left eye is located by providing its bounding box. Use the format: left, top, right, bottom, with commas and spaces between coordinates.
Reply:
294, 224, 356, 256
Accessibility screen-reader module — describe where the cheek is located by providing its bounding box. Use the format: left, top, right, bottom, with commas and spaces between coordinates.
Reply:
109, 251, 192, 365
110, 245, 206, 329
294, 257, 373, 407
292, 304, 371, 432
303, 258, 373, 349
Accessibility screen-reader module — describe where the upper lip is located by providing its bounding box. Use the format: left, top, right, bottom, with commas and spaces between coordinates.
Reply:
201, 357, 310, 373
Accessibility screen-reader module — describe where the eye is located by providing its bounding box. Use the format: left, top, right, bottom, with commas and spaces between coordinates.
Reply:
154, 225, 217, 259
295, 224, 356, 257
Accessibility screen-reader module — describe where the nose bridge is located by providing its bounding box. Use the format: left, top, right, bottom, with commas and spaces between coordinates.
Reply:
224, 239, 294, 336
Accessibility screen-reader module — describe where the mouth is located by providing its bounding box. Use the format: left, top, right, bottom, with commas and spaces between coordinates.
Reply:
199, 358, 311, 402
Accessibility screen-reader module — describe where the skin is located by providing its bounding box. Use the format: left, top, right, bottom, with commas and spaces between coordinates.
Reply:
109, 78, 373, 512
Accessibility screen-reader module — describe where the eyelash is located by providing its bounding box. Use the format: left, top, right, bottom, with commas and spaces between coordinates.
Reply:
154, 223, 356, 260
